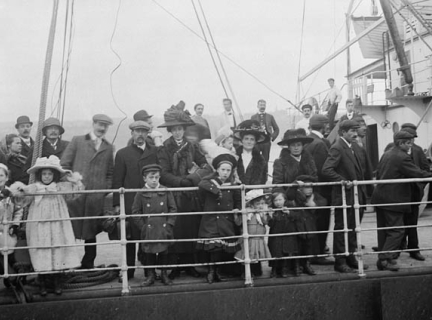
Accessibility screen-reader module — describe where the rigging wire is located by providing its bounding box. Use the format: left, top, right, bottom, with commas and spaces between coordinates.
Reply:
109, 0, 128, 145
295, 0, 307, 104
197, 0, 243, 121
56, 0, 70, 120
190, 0, 229, 98
60, 0, 75, 126
152, 0, 299, 111
299, 0, 364, 105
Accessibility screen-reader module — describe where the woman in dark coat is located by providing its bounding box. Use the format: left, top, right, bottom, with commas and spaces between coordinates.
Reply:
5, 134, 29, 185
272, 129, 317, 198
197, 154, 241, 283
234, 120, 269, 186
158, 101, 208, 279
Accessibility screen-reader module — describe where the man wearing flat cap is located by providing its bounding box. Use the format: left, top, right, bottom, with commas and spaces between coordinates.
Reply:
399, 123, 430, 261
61, 114, 115, 269
15, 115, 34, 158
371, 131, 432, 271
305, 114, 333, 265
322, 120, 369, 273
41, 117, 69, 158
112, 120, 158, 279
131, 109, 163, 147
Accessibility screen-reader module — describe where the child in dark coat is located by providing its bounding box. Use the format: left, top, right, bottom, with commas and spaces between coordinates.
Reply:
132, 164, 177, 286
197, 153, 241, 284
268, 192, 298, 278
288, 175, 327, 276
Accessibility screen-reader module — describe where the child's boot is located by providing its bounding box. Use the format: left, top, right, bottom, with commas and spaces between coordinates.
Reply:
53, 274, 63, 295
39, 275, 47, 296
207, 266, 215, 284
161, 270, 172, 285
142, 269, 156, 287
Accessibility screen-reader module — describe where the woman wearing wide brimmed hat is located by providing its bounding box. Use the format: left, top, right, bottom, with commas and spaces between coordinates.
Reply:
234, 120, 269, 186
17, 156, 83, 296
157, 101, 209, 279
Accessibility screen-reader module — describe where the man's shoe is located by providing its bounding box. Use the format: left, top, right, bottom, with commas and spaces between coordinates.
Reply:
410, 252, 426, 261
347, 257, 369, 270
377, 259, 399, 271
334, 264, 355, 273
142, 269, 156, 286
303, 261, 316, 276
311, 257, 334, 265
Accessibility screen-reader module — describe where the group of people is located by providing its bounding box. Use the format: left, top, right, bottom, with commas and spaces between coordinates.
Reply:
0, 94, 430, 294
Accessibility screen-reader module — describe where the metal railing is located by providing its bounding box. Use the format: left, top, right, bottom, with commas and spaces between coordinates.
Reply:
1, 178, 432, 296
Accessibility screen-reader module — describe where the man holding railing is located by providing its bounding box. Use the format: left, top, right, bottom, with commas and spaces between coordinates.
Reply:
371, 131, 432, 271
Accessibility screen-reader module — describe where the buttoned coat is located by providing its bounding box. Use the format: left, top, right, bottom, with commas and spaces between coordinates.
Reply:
236, 146, 268, 185
197, 174, 241, 240
250, 113, 280, 141
61, 134, 114, 239
19, 137, 34, 159
112, 143, 159, 239
42, 138, 70, 158
132, 185, 177, 253
322, 137, 367, 206
371, 146, 432, 213
272, 148, 317, 198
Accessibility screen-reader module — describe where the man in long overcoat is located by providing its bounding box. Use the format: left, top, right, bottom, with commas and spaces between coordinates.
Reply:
61, 114, 114, 269
322, 120, 368, 273
112, 120, 158, 279
305, 114, 333, 265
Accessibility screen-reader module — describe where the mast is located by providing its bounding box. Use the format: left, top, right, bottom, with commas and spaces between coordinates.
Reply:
346, 0, 355, 100
379, 0, 414, 95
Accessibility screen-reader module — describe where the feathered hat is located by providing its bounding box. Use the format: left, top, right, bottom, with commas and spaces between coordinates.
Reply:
157, 101, 196, 128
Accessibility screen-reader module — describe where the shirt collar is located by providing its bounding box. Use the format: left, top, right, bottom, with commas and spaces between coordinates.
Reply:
310, 130, 323, 139
340, 137, 351, 148
136, 143, 146, 151
145, 183, 160, 189
89, 131, 103, 141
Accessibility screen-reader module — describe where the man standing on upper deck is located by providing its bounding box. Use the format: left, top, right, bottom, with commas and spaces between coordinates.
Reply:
61, 114, 114, 269
112, 120, 158, 279
322, 120, 369, 273
41, 117, 69, 159
323, 78, 342, 130
251, 99, 279, 163
191, 103, 210, 129
214, 98, 238, 138
295, 104, 313, 133
15, 115, 34, 159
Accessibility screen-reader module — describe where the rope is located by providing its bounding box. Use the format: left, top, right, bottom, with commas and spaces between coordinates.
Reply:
152, 0, 296, 110
62, 265, 119, 289
60, 0, 75, 126
295, 0, 307, 104
56, 0, 70, 120
109, 0, 128, 145
30, 0, 59, 183
197, 0, 243, 122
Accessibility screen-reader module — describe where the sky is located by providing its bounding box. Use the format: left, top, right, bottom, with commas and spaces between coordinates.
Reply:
0, 0, 375, 124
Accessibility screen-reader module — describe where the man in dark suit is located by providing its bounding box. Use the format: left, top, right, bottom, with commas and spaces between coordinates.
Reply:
15, 115, 34, 159
399, 123, 430, 261
322, 120, 369, 273
61, 114, 114, 269
305, 114, 333, 265
339, 99, 361, 123
112, 120, 158, 279
250, 99, 279, 163
41, 117, 69, 158
371, 131, 432, 271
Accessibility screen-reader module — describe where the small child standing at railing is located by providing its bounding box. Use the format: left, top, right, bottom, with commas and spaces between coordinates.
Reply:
235, 189, 271, 278
132, 164, 177, 287
196, 154, 241, 284
17, 156, 82, 296
289, 175, 327, 276
267, 192, 298, 278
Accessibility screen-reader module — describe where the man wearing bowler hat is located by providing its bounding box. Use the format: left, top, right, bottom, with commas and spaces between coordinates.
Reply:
112, 120, 158, 279
15, 115, 34, 158
61, 114, 114, 269
41, 117, 69, 158
322, 120, 369, 273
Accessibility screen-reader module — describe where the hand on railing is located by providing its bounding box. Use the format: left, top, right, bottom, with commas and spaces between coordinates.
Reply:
342, 180, 353, 190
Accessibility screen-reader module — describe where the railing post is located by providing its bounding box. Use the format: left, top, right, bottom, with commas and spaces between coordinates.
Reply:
341, 184, 349, 258
353, 182, 366, 278
119, 188, 129, 295
241, 184, 253, 287
2, 210, 9, 280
